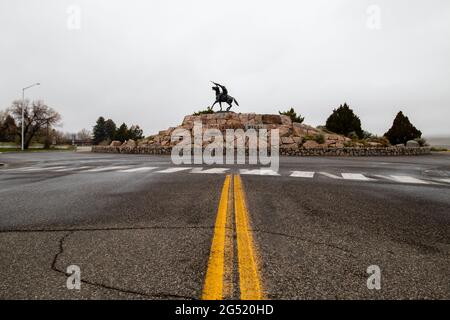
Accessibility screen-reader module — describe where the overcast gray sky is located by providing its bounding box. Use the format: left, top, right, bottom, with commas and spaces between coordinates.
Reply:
1, 0, 449, 136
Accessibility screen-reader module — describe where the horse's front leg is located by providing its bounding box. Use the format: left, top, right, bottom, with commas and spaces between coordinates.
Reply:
219, 102, 222, 111
211, 101, 218, 110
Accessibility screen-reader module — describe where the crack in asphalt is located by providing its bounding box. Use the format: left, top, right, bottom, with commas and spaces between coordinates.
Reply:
49, 230, 197, 300
252, 228, 357, 258
50, 231, 74, 272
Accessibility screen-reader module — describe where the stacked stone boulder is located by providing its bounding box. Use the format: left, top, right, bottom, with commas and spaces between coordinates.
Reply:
91, 112, 431, 156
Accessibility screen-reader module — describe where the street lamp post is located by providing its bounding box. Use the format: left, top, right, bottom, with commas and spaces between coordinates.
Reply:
21, 83, 40, 151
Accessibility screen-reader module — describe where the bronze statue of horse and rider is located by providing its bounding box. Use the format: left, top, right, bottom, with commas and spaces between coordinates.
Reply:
210, 81, 239, 112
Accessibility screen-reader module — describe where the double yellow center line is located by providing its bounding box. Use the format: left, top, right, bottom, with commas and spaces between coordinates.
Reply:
202, 174, 264, 300
201, 175, 231, 300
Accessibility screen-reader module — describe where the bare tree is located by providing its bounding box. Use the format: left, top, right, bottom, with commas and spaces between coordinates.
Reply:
63, 132, 75, 144
50, 129, 67, 145
0, 110, 5, 123
76, 128, 92, 143
9, 100, 61, 149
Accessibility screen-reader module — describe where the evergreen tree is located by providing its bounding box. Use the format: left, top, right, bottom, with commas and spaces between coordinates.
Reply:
384, 111, 422, 145
115, 123, 129, 142
104, 119, 117, 141
92, 116, 106, 145
128, 125, 144, 140
279, 107, 304, 123
325, 103, 363, 138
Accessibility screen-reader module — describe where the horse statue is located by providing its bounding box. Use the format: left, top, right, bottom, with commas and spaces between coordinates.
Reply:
210, 81, 239, 112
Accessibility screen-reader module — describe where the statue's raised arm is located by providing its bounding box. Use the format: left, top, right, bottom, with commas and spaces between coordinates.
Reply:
210, 81, 238, 112
212, 82, 228, 95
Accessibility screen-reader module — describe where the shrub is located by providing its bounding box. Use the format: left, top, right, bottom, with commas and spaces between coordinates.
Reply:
193, 106, 214, 115
430, 147, 448, 152
384, 111, 422, 145
303, 134, 325, 144
414, 137, 427, 147
325, 103, 363, 138
361, 130, 374, 139
314, 134, 325, 144
368, 136, 391, 147
279, 108, 304, 123
348, 131, 360, 140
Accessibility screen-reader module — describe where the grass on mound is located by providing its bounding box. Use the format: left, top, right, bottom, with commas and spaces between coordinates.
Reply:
430, 147, 449, 152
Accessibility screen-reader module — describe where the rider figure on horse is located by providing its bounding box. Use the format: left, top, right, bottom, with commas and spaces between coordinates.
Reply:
211, 81, 239, 112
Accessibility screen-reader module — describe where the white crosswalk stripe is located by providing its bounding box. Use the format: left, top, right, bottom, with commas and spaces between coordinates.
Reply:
21, 166, 66, 172
389, 175, 431, 184
240, 169, 280, 176
290, 171, 315, 178
3, 166, 35, 171
436, 178, 450, 184
318, 172, 342, 179
54, 166, 91, 172
374, 174, 432, 184
118, 167, 158, 173
372, 175, 393, 182
85, 166, 131, 172
341, 173, 374, 181
190, 168, 230, 174
155, 167, 192, 173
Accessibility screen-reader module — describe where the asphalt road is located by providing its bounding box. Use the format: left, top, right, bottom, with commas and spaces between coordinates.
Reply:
0, 151, 449, 299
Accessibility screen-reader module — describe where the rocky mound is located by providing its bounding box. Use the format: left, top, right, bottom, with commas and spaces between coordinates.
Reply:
117, 112, 353, 151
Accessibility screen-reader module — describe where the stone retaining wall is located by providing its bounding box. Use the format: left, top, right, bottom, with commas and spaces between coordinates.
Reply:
92, 145, 431, 156
280, 146, 431, 156
92, 145, 172, 155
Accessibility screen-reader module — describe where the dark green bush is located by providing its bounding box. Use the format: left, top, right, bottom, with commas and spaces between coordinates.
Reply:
314, 134, 325, 144
325, 103, 363, 138
384, 111, 422, 145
